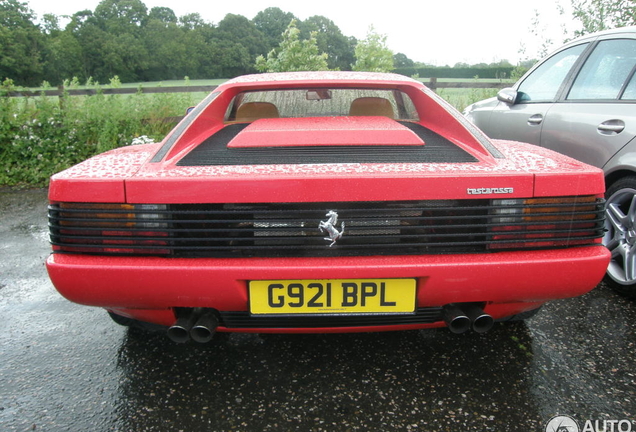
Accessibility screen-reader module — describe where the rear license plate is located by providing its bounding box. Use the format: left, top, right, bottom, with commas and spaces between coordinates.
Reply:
249, 279, 416, 315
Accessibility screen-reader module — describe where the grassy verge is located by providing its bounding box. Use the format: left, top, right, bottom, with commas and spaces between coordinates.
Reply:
438, 87, 500, 111
0, 78, 199, 186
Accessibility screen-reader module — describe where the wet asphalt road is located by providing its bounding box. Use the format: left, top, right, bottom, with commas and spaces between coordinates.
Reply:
1, 188, 635, 432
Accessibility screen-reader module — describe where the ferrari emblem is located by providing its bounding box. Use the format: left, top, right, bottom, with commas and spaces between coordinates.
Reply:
319, 210, 345, 247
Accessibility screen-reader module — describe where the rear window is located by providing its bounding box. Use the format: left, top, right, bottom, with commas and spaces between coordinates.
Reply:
225, 89, 419, 121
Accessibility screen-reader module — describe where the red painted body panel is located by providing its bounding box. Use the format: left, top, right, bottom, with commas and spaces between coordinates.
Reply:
227, 117, 423, 148
45, 72, 610, 335
47, 246, 609, 329
124, 173, 536, 204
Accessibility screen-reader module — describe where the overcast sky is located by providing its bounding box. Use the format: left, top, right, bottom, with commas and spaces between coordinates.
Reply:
25, 0, 577, 66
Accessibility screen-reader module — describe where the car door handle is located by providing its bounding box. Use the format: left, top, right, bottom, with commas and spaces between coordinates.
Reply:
598, 120, 625, 135
527, 114, 543, 125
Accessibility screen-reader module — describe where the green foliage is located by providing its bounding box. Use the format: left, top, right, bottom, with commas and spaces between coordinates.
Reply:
572, 0, 636, 36
0, 0, 520, 86
394, 53, 415, 68
0, 0, 44, 86
0, 78, 195, 186
352, 26, 394, 73
216, 14, 268, 60
438, 87, 500, 112
252, 7, 296, 51
255, 20, 330, 72
298, 16, 355, 71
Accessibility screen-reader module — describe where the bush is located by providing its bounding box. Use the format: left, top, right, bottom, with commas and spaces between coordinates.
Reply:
0, 78, 196, 186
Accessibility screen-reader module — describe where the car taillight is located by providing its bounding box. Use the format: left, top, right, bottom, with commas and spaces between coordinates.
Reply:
51, 203, 170, 255
488, 196, 603, 250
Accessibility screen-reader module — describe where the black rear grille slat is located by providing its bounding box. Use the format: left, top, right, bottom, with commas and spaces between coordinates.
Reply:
219, 307, 444, 328
49, 198, 606, 257
177, 122, 477, 166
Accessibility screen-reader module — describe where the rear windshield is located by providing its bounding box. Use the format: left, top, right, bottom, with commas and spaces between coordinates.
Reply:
225, 88, 419, 121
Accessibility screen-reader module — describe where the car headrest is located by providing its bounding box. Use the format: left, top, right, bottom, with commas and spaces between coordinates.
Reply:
349, 97, 395, 119
235, 102, 280, 122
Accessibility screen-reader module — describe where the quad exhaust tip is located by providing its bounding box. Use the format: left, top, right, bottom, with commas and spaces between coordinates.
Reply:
167, 308, 219, 343
168, 304, 493, 342
443, 303, 494, 334
190, 313, 219, 343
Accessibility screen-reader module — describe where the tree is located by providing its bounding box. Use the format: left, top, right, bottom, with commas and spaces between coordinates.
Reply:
0, 0, 44, 85
394, 52, 415, 68
252, 7, 296, 51
216, 14, 268, 60
572, 0, 636, 36
148, 6, 177, 24
178, 12, 207, 30
299, 16, 354, 70
211, 40, 253, 77
255, 20, 329, 72
42, 26, 83, 84
352, 26, 394, 72
141, 18, 189, 80
93, 0, 148, 35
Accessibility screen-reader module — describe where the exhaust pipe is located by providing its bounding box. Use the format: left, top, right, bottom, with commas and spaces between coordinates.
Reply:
442, 304, 471, 334
462, 303, 494, 333
167, 309, 201, 343
190, 312, 219, 343
168, 308, 202, 343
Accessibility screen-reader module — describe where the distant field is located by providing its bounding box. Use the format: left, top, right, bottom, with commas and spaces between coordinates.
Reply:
130, 77, 509, 110
116, 78, 228, 88
23, 77, 508, 111
123, 77, 508, 110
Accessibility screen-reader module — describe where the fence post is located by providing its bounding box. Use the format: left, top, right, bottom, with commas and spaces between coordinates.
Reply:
58, 85, 65, 111
428, 77, 438, 93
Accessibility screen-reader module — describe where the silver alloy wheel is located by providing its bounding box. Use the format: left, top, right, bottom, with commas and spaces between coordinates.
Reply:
604, 187, 636, 285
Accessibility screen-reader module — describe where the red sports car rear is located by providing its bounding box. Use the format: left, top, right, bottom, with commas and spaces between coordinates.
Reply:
46, 72, 609, 342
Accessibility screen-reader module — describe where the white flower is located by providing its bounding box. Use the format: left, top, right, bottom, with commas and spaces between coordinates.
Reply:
130, 135, 155, 145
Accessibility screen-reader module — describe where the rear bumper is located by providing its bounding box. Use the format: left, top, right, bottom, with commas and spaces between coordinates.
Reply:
46, 246, 609, 331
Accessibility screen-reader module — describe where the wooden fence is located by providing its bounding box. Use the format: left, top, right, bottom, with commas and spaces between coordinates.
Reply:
3, 78, 509, 98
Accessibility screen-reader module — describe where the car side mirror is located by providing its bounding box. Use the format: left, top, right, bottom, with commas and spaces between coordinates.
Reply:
497, 88, 518, 105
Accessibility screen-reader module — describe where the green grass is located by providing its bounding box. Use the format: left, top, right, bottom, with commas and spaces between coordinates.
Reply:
127, 79, 228, 88
438, 87, 500, 111
29, 78, 228, 91
0, 77, 199, 186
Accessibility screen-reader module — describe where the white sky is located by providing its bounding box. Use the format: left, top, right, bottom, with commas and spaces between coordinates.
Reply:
26, 0, 577, 66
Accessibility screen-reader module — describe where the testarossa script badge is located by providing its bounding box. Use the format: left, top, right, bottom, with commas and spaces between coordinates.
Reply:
467, 187, 514, 195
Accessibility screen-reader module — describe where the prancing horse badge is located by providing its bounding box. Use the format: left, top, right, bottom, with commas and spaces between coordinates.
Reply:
318, 210, 345, 247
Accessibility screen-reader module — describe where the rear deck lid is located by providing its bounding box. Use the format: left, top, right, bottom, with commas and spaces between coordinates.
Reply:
226, 117, 424, 148
176, 118, 477, 167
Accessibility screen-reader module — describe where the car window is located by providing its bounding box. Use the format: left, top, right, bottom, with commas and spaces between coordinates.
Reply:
517, 44, 588, 103
226, 89, 419, 121
568, 39, 636, 100
621, 72, 636, 99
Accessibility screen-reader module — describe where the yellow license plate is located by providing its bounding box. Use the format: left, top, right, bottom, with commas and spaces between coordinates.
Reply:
249, 279, 416, 315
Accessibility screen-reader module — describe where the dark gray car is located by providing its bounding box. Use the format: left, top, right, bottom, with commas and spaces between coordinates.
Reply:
464, 26, 636, 297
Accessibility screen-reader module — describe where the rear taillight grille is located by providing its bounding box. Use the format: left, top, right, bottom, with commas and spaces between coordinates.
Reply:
48, 197, 605, 258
